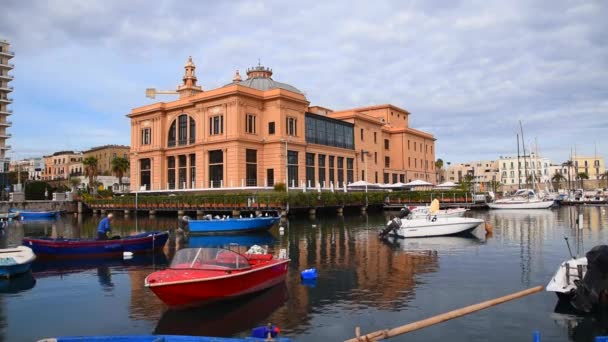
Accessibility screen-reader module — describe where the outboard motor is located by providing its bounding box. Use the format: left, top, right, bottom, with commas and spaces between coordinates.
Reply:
398, 207, 411, 219
571, 245, 608, 312
379, 208, 409, 239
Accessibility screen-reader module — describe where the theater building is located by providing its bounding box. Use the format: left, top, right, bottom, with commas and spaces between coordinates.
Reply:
128, 57, 435, 191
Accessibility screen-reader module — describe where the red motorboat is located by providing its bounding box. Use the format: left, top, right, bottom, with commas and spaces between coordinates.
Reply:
145, 247, 289, 308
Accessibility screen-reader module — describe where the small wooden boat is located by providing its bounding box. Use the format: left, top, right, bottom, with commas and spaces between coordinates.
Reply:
0, 246, 36, 277
23, 231, 169, 259
388, 217, 485, 238
10, 208, 59, 219
145, 247, 289, 308
187, 216, 280, 234
38, 335, 291, 342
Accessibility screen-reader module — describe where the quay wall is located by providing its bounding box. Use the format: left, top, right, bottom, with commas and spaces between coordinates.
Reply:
0, 200, 78, 213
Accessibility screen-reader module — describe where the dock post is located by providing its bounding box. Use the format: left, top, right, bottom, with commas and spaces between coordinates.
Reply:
177, 210, 185, 216
77, 201, 83, 214
124, 210, 130, 216
232, 210, 241, 218
360, 206, 367, 214
149, 209, 156, 217
308, 208, 316, 217
336, 207, 344, 216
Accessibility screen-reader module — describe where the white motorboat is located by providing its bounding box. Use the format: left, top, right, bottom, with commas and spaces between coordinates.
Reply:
410, 205, 468, 218
546, 256, 587, 300
389, 217, 485, 238
488, 189, 554, 209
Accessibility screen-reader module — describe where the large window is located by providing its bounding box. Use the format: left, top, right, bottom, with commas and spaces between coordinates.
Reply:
306, 153, 315, 186
385, 157, 390, 168
190, 154, 196, 188
329, 156, 335, 184
267, 169, 274, 186
392, 173, 398, 184
141, 128, 151, 145
304, 113, 354, 149
287, 151, 298, 187
209, 115, 224, 135
318, 154, 326, 187
246, 149, 257, 186
140, 158, 151, 190
168, 114, 195, 147
246, 114, 256, 134
167, 156, 176, 189
384, 173, 389, 184
168, 121, 176, 147
189, 117, 196, 144
209, 150, 223, 188
346, 158, 354, 184
286, 117, 297, 136
268, 122, 275, 135
337, 157, 344, 186
178, 115, 188, 145
384, 139, 389, 150
178, 155, 187, 189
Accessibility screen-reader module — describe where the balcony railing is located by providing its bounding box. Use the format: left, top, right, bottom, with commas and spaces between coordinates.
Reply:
0, 110, 11, 115
0, 63, 14, 69
0, 121, 12, 127
0, 133, 11, 138
0, 50, 15, 58
0, 86, 13, 91
0, 145, 11, 150
0, 97, 12, 103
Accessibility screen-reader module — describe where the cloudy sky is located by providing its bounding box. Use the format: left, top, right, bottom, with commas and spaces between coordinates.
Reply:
1, 0, 606, 164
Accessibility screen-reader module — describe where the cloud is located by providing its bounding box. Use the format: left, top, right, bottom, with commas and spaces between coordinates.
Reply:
1, 0, 607, 163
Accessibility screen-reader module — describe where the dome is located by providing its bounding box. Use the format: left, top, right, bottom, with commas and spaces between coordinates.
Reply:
224, 64, 303, 95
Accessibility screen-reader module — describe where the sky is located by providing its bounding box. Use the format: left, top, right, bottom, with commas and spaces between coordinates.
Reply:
1, 0, 607, 164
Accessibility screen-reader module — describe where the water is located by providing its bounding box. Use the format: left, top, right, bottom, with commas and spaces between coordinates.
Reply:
1, 206, 607, 341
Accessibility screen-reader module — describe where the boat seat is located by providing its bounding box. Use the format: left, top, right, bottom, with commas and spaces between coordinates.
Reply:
246, 254, 273, 265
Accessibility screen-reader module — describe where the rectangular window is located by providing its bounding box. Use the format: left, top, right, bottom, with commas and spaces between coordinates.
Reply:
287, 151, 298, 187
361, 170, 365, 181
384, 173, 389, 184
318, 154, 326, 187
209, 150, 223, 188
385, 157, 390, 168
306, 153, 315, 186
329, 156, 335, 184
178, 155, 187, 189
189, 117, 196, 144
267, 169, 274, 186
400, 174, 405, 183
178, 115, 188, 145
268, 122, 275, 135
246, 114, 256, 134
141, 128, 151, 145
375, 172, 378, 183
374, 132, 377, 143
246, 149, 257, 186
408, 157, 411, 167
374, 152, 377, 164
140, 159, 151, 190
361, 152, 364, 162
337, 157, 344, 186
209, 115, 224, 135
190, 154, 196, 188
392, 173, 398, 184
167, 156, 176, 189
360, 128, 364, 141
408, 140, 410, 149
286, 117, 297, 136
346, 158, 354, 184
384, 139, 389, 150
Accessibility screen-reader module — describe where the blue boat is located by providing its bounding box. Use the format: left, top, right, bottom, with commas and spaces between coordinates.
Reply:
39, 336, 291, 342
0, 246, 36, 277
187, 232, 276, 248
23, 231, 169, 259
187, 216, 280, 234
10, 208, 59, 220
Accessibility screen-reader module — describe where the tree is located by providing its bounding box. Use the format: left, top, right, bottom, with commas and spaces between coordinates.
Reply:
435, 158, 444, 183
111, 156, 130, 191
600, 171, 608, 189
459, 174, 474, 192
488, 180, 502, 194
435, 158, 444, 170
562, 161, 573, 190
69, 177, 82, 191
83, 156, 99, 194
576, 172, 589, 189
551, 172, 566, 190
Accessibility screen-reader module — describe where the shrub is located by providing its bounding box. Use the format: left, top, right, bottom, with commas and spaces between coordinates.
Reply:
273, 183, 286, 192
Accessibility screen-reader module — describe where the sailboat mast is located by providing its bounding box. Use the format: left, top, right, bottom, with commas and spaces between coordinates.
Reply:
520, 121, 528, 188
517, 133, 521, 189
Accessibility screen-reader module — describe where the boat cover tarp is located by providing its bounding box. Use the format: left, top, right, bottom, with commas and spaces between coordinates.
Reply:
571, 244, 608, 312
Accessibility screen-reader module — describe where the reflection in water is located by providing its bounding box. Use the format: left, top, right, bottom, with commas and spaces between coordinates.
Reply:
0, 272, 36, 294
155, 283, 288, 337
384, 235, 485, 252
32, 254, 168, 279
552, 300, 608, 342
187, 232, 275, 249
97, 266, 114, 290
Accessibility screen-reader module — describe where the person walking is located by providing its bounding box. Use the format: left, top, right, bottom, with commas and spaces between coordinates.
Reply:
97, 213, 114, 240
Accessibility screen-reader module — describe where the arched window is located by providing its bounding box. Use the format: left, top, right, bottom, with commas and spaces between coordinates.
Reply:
168, 114, 196, 147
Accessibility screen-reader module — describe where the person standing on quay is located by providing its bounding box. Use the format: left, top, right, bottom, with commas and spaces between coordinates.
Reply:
97, 213, 114, 240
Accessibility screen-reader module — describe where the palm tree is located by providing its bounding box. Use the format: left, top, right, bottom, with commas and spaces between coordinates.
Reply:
551, 172, 566, 190
576, 172, 589, 189
600, 170, 608, 189
562, 161, 573, 190
435, 158, 444, 183
111, 157, 130, 191
83, 156, 99, 194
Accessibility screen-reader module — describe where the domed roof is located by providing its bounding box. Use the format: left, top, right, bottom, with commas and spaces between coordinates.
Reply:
224, 64, 303, 95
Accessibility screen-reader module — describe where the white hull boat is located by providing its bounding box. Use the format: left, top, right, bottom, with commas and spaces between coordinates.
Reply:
488, 200, 555, 209
410, 206, 468, 219
546, 256, 587, 300
389, 217, 485, 238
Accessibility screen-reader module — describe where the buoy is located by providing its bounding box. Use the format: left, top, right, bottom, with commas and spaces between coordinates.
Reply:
484, 222, 493, 234
301, 268, 318, 280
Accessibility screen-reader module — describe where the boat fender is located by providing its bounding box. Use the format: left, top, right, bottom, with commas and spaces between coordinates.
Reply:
301, 268, 318, 280
431, 216, 437, 222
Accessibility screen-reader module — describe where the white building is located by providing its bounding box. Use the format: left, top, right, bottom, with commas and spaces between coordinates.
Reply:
498, 152, 551, 187
10, 158, 45, 180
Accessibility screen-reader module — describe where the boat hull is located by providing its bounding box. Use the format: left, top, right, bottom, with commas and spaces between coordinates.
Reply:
390, 218, 484, 238
146, 259, 289, 308
411, 208, 468, 219
188, 217, 280, 234
10, 209, 59, 219
23, 231, 169, 259
488, 200, 554, 209
546, 257, 587, 298
39, 336, 291, 342
0, 246, 36, 277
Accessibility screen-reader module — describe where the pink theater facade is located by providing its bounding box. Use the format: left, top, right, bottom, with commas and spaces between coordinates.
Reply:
128, 58, 436, 192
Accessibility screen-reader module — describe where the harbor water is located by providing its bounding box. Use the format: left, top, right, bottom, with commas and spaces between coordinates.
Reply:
0, 206, 607, 341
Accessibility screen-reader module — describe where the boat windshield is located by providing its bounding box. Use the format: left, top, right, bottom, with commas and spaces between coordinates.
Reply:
170, 247, 251, 271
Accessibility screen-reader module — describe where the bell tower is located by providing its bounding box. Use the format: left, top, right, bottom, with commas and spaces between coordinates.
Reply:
177, 56, 203, 98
